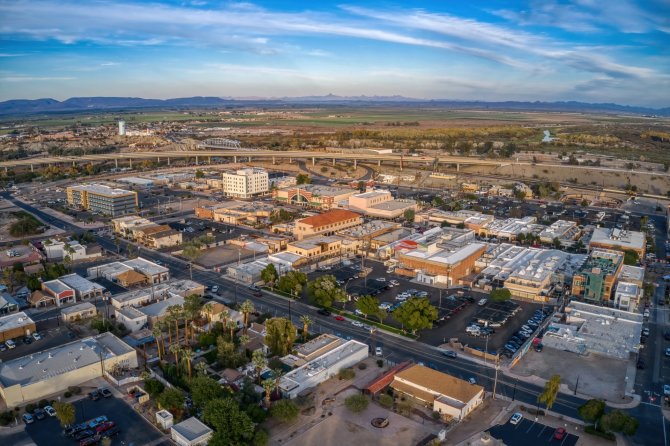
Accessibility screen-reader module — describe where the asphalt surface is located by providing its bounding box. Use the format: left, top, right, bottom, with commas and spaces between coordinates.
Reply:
22, 395, 165, 446
3, 191, 669, 446
488, 418, 579, 446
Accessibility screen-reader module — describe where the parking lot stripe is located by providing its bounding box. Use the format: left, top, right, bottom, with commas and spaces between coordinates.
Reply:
537, 425, 547, 437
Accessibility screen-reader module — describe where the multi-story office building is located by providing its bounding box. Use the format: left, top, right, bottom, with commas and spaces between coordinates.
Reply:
222, 168, 269, 198
66, 184, 138, 217
571, 249, 624, 303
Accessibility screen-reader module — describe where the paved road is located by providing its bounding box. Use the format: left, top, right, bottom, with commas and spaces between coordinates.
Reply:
3, 191, 667, 446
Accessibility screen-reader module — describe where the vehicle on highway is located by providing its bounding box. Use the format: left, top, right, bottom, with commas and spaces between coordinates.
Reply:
375, 346, 383, 357
509, 412, 523, 425
443, 350, 457, 358
334, 315, 345, 321
351, 321, 364, 327
317, 309, 331, 316
211, 285, 219, 294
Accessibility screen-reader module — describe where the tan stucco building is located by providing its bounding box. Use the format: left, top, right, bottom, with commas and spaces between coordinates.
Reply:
0, 333, 138, 406
294, 209, 363, 240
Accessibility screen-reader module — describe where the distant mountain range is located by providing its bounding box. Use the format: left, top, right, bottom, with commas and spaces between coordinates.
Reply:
1, 95, 668, 116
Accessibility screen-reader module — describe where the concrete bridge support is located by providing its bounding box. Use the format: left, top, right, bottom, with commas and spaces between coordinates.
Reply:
272, 156, 276, 165
129, 158, 132, 169
30, 164, 34, 172
115, 159, 118, 168
378, 160, 381, 167
354, 159, 357, 169
312, 157, 316, 166
167, 157, 170, 166
333, 158, 336, 166
195, 156, 199, 165
234, 156, 237, 164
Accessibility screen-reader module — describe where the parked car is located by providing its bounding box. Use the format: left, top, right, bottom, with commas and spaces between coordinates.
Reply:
95, 421, 116, 433
375, 277, 386, 282
665, 348, 670, 357
22, 413, 34, 424
534, 344, 544, 352
477, 298, 488, 306
33, 408, 46, 420
79, 437, 98, 446
88, 390, 101, 401
0, 343, 7, 352
375, 347, 383, 357
88, 416, 108, 428
44, 405, 56, 417
509, 412, 523, 425
553, 427, 566, 440
32, 332, 42, 341
379, 302, 392, 311
664, 384, 670, 396
504, 344, 518, 352
468, 377, 477, 385
642, 328, 650, 337
74, 430, 95, 441
636, 360, 646, 370
101, 427, 120, 438
100, 388, 112, 398
22, 336, 32, 345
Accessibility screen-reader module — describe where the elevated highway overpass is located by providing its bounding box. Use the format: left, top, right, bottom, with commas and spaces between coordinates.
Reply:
0, 150, 511, 172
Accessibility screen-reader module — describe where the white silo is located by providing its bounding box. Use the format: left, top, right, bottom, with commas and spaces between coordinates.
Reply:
118, 120, 126, 136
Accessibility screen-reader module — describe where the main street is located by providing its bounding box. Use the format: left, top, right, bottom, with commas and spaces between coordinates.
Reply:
3, 191, 666, 446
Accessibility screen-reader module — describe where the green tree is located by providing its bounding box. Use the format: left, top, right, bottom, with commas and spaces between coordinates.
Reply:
600, 410, 639, 436
217, 336, 247, 369
54, 402, 75, 427
203, 398, 255, 444
182, 245, 202, 279
308, 275, 347, 308
190, 376, 226, 409
157, 388, 185, 413
378, 394, 394, 409
144, 378, 165, 397
490, 288, 512, 302
252, 429, 270, 446
195, 169, 205, 179
392, 297, 438, 334
264, 317, 297, 356
355, 295, 385, 322
403, 209, 415, 223
300, 315, 312, 341
344, 394, 369, 413
277, 271, 307, 296
623, 250, 639, 266
578, 399, 605, 426
551, 237, 562, 250
538, 374, 561, 410
270, 399, 299, 423
296, 173, 311, 185
260, 264, 278, 288
252, 349, 268, 382
240, 299, 256, 331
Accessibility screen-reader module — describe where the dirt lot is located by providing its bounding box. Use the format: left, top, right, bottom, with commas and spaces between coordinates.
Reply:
512, 348, 629, 402
192, 244, 258, 268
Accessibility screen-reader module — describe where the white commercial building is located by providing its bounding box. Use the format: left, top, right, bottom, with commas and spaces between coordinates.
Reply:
279, 338, 368, 399
222, 168, 269, 198
115, 306, 148, 332
614, 282, 641, 312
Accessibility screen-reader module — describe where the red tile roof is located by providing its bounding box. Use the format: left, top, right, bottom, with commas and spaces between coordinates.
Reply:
298, 209, 361, 229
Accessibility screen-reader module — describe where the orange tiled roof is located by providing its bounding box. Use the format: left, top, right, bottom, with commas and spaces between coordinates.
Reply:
298, 209, 360, 229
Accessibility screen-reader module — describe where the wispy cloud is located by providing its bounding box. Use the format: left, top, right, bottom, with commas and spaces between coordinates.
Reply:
1, 76, 75, 82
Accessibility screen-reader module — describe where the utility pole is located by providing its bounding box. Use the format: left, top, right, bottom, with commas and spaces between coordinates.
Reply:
512, 378, 518, 401
492, 357, 500, 400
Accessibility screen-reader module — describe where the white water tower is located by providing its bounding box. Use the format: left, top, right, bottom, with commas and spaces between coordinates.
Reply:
118, 120, 126, 136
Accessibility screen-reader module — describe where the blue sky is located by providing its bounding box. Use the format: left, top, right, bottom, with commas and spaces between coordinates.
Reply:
0, 0, 668, 107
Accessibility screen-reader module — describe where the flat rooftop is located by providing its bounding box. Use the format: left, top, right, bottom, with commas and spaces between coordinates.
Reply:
116, 306, 146, 320
124, 257, 169, 276
111, 283, 172, 305
294, 334, 343, 360
70, 183, 135, 197
280, 339, 368, 392
43, 279, 72, 294
370, 199, 416, 212
0, 312, 34, 332
172, 417, 213, 442
139, 295, 184, 318
59, 274, 105, 293
284, 184, 354, 197
590, 227, 645, 250
61, 302, 96, 315
402, 242, 486, 266
0, 332, 133, 387
619, 265, 645, 283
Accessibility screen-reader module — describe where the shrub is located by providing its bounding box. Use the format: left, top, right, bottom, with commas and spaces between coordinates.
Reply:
338, 368, 356, 380
357, 363, 367, 370
376, 359, 384, 368
26, 403, 36, 413
270, 399, 300, 423
432, 411, 441, 420
67, 386, 81, 395
344, 394, 369, 413
64, 391, 72, 398
144, 378, 165, 397
38, 399, 49, 408
378, 394, 393, 409
585, 426, 616, 441
0, 411, 14, 426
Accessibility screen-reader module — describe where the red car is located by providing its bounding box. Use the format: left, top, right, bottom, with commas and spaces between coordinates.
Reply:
553, 427, 566, 440
95, 421, 116, 434
334, 315, 345, 321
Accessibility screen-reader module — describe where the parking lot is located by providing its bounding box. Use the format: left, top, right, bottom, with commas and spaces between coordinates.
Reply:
488, 418, 579, 446
24, 395, 165, 446
307, 260, 549, 355
0, 322, 76, 362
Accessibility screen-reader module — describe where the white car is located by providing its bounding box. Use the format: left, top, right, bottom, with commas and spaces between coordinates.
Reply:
351, 321, 364, 327
211, 285, 219, 294
375, 346, 383, 357
375, 277, 386, 282
32, 332, 41, 341
395, 295, 407, 302
5, 339, 15, 349
389, 280, 400, 286
354, 309, 364, 316
379, 302, 392, 310
44, 406, 56, 417
510, 412, 523, 425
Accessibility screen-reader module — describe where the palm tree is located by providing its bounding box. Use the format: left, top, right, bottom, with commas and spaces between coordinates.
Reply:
54, 402, 75, 427
202, 303, 214, 331
167, 305, 183, 345
163, 316, 173, 348
169, 344, 182, 370
185, 294, 203, 343
239, 334, 250, 349
195, 361, 208, 377
152, 326, 164, 360
300, 315, 312, 341
240, 299, 255, 332
272, 368, 284, 396
252, 349, 267, 383
262, 378, 275, 404
181, 348, 195, 379
220, 309, 230, 333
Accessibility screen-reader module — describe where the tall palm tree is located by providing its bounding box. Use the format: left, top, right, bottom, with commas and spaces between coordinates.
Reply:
300, 315, 312, 341
184, 294, 203, 343
240, 299, 255, 332
167, 305, 182, 345
239, 334, 250, 347
262, 378, 275, 404
169, 344, 181, 370
252, 349, 267, 383
202, 303, 214, 332
152, 326, 164, 360
181, 348, 195, 379
220, 309, 230, 333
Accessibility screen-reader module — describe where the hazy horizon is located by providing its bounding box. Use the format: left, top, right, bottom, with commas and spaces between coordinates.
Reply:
1, 1, 669, 107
